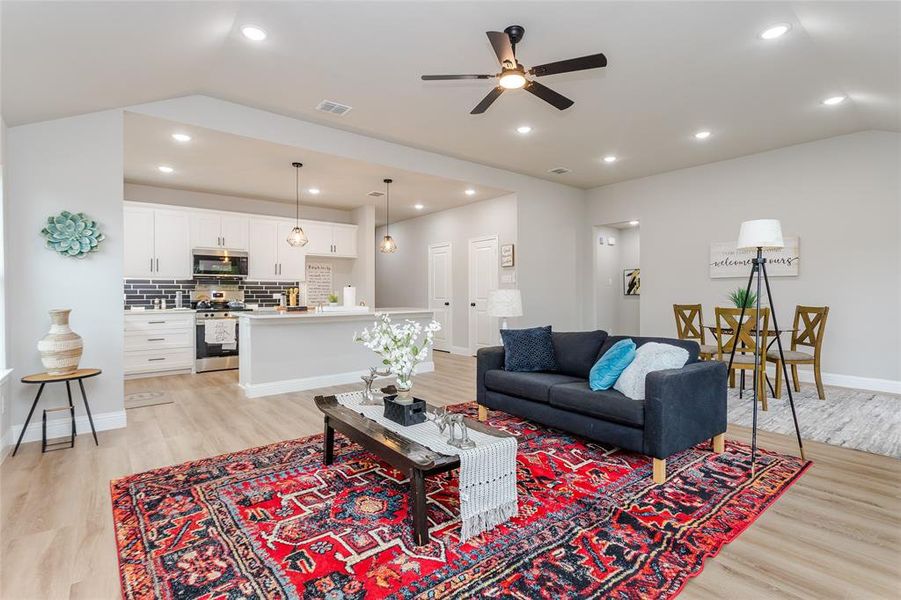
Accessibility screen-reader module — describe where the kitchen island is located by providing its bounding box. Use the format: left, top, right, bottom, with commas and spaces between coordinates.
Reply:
237, 308, 435, 398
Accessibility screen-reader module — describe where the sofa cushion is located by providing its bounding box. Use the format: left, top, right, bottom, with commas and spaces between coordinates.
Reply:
549, 382, 645, 426
589, 338, 636, 390
500, 326, 559, 372
484, 370, 583, 404
600, 335, 700, 364
614, 342, 690, 400
552, 330, 609, 378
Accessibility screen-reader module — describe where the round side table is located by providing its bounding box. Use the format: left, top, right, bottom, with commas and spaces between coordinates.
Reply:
13, 368, 101, 456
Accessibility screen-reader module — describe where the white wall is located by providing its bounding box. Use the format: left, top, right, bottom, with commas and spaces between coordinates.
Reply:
124, 182, 354, 223
375, 194, 517, 349
5, 110, 126, 441
586, 131, 900, 384
127, 96, 587, 332
351, 204, 376, 308
594, 225, 641, 335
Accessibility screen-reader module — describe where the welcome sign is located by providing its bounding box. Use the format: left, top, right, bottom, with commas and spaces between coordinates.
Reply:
709, 237, 800, 278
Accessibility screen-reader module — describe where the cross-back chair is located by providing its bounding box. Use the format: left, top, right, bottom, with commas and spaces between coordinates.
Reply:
715, 306, 770, 410
767, 305, 829, 399
673, 304, 716, 360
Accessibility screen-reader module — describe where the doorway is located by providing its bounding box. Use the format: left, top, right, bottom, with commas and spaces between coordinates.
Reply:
427, 242, 453, 352
468, 235, 499, 354
594, 221, 640, 335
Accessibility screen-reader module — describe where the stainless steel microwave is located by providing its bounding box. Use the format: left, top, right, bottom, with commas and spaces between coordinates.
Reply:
192, 248, 249, 279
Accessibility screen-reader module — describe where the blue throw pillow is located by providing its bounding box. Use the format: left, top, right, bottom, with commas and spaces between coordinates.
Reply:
589, 339, 637, 390
500, 326, 558, 372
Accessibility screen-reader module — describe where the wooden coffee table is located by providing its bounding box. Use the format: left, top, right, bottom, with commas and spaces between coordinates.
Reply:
314, 394, 509, 546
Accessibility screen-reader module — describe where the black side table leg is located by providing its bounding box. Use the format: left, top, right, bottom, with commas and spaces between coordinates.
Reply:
65, 381, 77, 436
12, 383, 45, 456
77, 378, 99, 445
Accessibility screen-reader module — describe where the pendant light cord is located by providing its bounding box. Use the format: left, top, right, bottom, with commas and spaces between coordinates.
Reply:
295, 165, 300, 225
385, 180, 390, 236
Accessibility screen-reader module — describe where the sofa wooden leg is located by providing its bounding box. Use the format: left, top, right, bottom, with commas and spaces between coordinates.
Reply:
478, 405, 489, 422
712, 433, 725, 454
652, 458, 666, 484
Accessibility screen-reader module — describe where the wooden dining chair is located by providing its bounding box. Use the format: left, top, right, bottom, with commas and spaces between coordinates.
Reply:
714, 306, 770, 410
767, 305, 829, 400
673, 304, 717, 360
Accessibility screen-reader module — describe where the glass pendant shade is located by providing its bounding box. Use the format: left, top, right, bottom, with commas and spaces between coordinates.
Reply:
380, 234, 397, 254
287, 226, 308, 247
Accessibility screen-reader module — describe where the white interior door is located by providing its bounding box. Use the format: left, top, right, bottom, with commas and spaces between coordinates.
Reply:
468, 236, 499, 354
428, 242, 453, 352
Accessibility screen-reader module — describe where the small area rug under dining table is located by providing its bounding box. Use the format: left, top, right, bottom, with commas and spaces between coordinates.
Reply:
111, 403, 809, 599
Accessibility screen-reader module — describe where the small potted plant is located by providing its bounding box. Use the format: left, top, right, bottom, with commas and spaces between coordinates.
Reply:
728, 287, 757, 308
327, 292, 339, 306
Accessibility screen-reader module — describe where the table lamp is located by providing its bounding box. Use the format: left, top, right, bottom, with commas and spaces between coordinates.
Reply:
487, 289, 523, 330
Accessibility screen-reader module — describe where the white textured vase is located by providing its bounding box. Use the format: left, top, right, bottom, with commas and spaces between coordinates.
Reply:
37, 309, 83, 374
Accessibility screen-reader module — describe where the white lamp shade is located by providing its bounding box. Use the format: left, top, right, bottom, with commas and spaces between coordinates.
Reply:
737, 219, 784, 250
487, 289, 523, 318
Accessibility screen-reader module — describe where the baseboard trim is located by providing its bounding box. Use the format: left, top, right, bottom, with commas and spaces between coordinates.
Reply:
239, 362, 436, 399
793, 368, 900, 395
6, 409, 128, 447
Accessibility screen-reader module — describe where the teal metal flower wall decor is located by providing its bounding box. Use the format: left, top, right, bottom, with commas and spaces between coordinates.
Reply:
41, 211, 105, 258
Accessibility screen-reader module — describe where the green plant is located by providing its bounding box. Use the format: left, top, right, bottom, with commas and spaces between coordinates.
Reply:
728, 287, 757, 308
327, 293, 339, 304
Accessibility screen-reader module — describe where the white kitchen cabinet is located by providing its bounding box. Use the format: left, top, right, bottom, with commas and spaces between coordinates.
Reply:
249, 218, 280, 280
190, 212, 249, 250
124, 311, 195, 377
277, 221, 308, 281
303, 221, 358, 258
124, 206, 191, 279
153, 209, 192, 279
332, 225, 358, 257
124, 206, 156, 278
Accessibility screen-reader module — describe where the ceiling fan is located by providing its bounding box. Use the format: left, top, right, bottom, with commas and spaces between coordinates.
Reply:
421, 25, 607, 114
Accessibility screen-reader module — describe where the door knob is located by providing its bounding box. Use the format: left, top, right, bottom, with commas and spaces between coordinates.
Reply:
444, 302, 450, 306
470, 302, 476, 307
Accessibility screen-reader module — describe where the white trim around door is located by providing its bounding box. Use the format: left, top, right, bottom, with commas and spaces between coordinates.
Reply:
427, 242, 454, 352
468, 235, 499, 355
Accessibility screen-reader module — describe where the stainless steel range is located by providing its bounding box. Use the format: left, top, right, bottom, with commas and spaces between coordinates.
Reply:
192, 289, 247, 373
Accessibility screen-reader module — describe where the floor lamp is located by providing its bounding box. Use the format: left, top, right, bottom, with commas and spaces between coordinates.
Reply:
728, 219, 805, 475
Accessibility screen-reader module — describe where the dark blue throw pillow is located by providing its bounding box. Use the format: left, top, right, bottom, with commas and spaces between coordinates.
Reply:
500, 326, 559, 372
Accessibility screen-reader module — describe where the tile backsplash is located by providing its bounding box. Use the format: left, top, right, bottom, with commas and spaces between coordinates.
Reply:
124, 279, 303, 309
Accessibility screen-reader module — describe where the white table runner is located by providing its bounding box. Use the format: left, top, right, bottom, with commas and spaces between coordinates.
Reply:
336, 391, 518, 541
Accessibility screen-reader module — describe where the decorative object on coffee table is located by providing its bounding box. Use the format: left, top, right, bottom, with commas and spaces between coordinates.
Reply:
429, 406, 476, 449
360, 367, 391, 406
37, 308, 83, 374
355, 313, 441, 403
41, 210, 105, 258
383, 394, 427, 426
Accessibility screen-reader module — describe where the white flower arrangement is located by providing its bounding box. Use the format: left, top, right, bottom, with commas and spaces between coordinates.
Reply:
355, 313, 441, 391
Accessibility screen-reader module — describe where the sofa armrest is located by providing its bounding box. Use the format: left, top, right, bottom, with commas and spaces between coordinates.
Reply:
476, 346, 505, 406
643, 361, 727, 459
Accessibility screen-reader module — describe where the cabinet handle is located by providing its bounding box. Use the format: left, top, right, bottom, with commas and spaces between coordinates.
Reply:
275, 263, 278, 275
148, 357, 166, 362
150, 257, 154, 272
155, 258, 159, 271
148, 321, 166, 324
147, 338, 165, 341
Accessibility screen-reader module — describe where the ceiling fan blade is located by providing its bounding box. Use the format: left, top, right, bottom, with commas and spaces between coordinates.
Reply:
530, 53, 608, 77
524, 80, 574, 110
421, 74, 494, 80
470, 86, 504, 114
486, 31, 516, 68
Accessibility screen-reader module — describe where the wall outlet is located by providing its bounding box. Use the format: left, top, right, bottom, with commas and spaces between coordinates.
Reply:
607, 236, 616, 246
598, 236, 605, 245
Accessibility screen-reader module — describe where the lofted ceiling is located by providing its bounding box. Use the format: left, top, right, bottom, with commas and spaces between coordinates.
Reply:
3, 1, 899, 189
124, 113, 511, 223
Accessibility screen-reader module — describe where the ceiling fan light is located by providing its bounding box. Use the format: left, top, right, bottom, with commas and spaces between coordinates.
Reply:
499, 70, 527, 89
286, 226, 308, 247
380, 235, 397, 254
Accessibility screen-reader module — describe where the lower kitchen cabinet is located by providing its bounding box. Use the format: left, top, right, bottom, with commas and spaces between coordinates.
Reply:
124, 312, 195, 376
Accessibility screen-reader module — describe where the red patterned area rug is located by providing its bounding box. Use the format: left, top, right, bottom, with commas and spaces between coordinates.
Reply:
111, 404, 809, 599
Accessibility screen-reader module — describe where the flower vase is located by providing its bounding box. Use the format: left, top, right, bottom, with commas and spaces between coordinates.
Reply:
395, 380, 414, 404
37, 308, 83, 374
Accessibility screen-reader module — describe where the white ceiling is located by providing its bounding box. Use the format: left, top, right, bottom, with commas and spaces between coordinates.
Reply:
3, 2, 899, 189
125, 113, 510, 223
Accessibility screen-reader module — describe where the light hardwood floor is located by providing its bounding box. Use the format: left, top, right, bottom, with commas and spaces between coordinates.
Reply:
1, 352, 898, 599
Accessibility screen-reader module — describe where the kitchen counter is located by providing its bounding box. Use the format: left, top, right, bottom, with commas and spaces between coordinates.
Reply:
124, 307, 195, 314
238, 308, 435, 398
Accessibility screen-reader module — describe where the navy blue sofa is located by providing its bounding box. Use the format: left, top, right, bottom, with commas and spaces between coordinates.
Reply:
476, 330, 727, 483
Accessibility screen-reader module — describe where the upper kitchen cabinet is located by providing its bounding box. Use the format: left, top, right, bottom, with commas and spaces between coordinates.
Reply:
124, 205, 191, 279
302, 221, 358, 258
248, 217, 307, 282
190, 211, 249, 250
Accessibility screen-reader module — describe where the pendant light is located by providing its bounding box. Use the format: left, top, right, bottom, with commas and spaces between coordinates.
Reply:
379, 178, 397, 253
286, 162, 309, 247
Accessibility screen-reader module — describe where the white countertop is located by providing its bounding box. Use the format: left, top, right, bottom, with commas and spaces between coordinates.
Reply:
124, 308, 195, 314
238, 307, 432, 320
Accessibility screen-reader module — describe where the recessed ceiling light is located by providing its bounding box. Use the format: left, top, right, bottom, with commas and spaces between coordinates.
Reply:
414, 203, 424, 210
157, 165, 174, 174
171, 133, 191, 143
516, 125, 532, 134
603, 156, 617, 163
760, 23, 791, 40
308, 188, 320, 195
629, 220, 639, 226
822, 95, 846, 106
241, 25, 267, 41
465, 188, 476, 196
694, 130, 712, 140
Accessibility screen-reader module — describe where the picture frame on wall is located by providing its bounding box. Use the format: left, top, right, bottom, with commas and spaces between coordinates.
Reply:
500, 243, 515, 268
623, 268, 640, 296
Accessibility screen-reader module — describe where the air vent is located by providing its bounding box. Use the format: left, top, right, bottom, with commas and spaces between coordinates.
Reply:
548, 167, 572, 175
367, 190, 385, 197
315, 100, 353, 116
